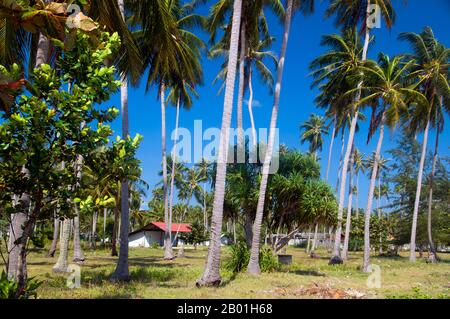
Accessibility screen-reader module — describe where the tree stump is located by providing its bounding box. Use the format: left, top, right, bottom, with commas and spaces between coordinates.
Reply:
328, 255, 343, 265
278, 254, 292, 265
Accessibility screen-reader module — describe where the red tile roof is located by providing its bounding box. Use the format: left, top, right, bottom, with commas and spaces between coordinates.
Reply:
151, 222, 191, 233
129, 221, 191, 236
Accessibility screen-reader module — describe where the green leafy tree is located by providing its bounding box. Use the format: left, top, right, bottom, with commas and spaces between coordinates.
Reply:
0, 31, 120, 293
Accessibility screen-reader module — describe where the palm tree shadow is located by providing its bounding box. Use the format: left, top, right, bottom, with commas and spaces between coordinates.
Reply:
284, 269, 326, 277
217, 272, 238, 287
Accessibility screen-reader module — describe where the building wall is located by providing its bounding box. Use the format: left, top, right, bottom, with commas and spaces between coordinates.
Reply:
129, 230, 179, 247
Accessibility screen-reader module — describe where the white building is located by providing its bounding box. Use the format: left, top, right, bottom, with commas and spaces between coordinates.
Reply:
128, 222, 191, 248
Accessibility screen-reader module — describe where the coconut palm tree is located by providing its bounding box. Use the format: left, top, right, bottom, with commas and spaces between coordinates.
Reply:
399, 27, 450, 262
194, 159, 213, 231
348, 53, 426, 271
353, 148, 366, 218
426, 97, 445, 262
129, 0, 204, 261
327, 0, 396, 264
309, 27, 364, 263
167, 82, 200, 250
342, 146, 355, 261
207, 0, 283, 150
300, 114, 328, 159
196, 0, 243, 287
299, 113, 327, 251
247, 0, 315, 275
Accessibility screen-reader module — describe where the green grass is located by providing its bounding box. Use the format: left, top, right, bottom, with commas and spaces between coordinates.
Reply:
6, 246, 450, 299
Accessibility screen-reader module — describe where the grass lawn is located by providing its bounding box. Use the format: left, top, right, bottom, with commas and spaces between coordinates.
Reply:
10, 246, 450, 299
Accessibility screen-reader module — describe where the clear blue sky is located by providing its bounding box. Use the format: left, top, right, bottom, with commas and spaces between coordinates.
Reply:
105, 0, 450, 208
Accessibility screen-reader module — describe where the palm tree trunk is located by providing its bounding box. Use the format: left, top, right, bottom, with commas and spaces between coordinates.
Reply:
427, 117, 440, 263
355, 171, 360, 219
311, 223, 319, 253
343, 149, 355, 261
102, 208, 107, 246
91, 211, 98, 249
247, 0, 293, 275
410, 112, 431, 262
160, 84, 174, 260
363, 113, 385, 272
111, 198, 119, 256
112, 0, 131, 278
7, 212, 27, 280
332, 3, 372, 263
196, 0, 242, 287
53, 218, 71, 273
335, 131, 346, 194
306, 228, 312, 253
72, 206, 85, 263
72, 155, 85, 263
244, 213, 254, 248
47, 215, 60, 257
378, 174, 382, 254
236, 23, 246, 155
326, 116, 337, 181
35, 32, 49, 68
168, 97, 181, 244
247, 65, 257, 150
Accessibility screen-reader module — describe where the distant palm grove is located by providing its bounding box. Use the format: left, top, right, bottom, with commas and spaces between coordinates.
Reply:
0, 0, 449, 299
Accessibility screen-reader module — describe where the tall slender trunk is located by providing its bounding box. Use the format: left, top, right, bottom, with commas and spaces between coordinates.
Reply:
378, 174, 382, 254
410, 112, 431, 262
72, 207, 85, 263
102, 208, 107, 246
326, 116, 337, 181
112, 0, 131, 278
427, 114, 440, 263
343, 149, 355, 261
47, 215, 60, 257
247, 0, 293, 275
311, 223, 319, 253
363, 113, 385, 272
247, 66, 257, 150
306, 228, 312, 253
72, 157, 85, 263
244, 213, 254, 248
53, 218, 71, 273
171, 193, 193, 246
90, 211, 98, 249
7, 212, 27, 280
236, 23, 246, 155
355, 171, 360, 219
196, 0, 242, 287
160, 84, 174, 260
168, 97, 181, 244
111, 198, 119, 256
332, 3, 371, 264
203, 186, 207, 233
335, 131, 345, 194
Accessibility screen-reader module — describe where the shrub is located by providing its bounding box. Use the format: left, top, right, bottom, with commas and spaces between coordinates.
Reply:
0, 271, 41, 299
224, 242, 279, 274
224, 242, 250, 274
259, 246, 279, 272
150, 242, 160, 249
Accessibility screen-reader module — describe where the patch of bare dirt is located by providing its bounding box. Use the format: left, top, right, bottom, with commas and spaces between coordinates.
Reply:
262, 283, 367, 299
